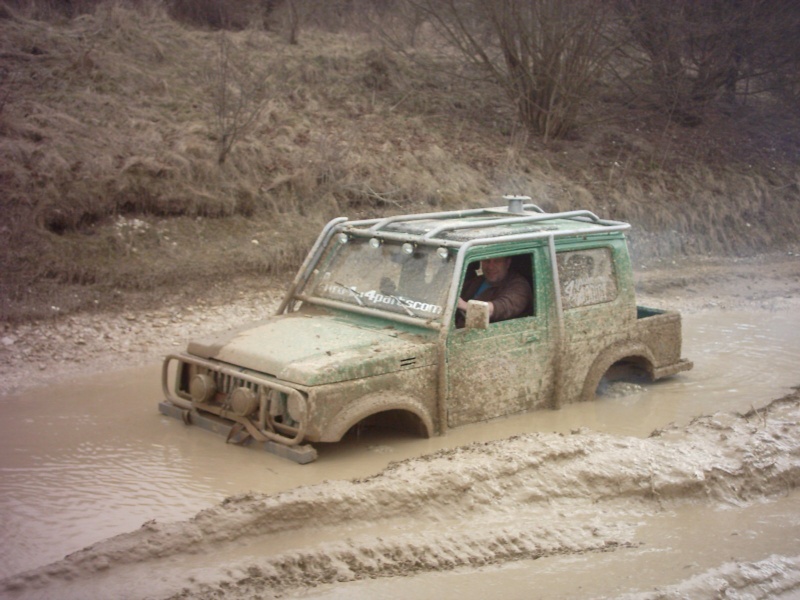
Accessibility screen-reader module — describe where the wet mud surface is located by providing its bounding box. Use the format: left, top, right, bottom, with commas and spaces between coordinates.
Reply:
0, 252, 799, 599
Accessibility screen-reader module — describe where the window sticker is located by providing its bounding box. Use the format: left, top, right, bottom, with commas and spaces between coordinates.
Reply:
557, 248, 618, 309
307, 239, 453, 320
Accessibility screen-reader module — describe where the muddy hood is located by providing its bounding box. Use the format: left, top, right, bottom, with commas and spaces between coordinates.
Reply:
186, 313, 436, 386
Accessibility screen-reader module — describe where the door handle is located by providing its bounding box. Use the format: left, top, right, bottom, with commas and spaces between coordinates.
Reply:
524, 333, 538, 343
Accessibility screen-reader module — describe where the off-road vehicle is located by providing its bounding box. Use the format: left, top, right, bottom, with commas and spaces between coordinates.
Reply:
160, 197, 692, 463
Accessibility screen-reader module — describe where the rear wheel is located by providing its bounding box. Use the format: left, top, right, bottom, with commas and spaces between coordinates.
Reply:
595, 359, 651, 397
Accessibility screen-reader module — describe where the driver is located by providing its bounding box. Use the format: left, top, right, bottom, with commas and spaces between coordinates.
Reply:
457, 257, 531, 325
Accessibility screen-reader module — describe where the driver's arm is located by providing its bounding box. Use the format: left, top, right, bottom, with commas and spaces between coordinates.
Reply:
486, 275, 531, 322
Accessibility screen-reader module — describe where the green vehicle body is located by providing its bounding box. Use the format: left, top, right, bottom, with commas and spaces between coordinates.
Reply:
159, 198, 692, 463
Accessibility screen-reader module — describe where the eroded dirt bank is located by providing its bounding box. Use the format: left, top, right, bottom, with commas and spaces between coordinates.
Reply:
2, 390, 800, 599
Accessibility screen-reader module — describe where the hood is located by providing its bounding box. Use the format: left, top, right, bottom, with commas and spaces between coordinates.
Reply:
186, 312, 436, 386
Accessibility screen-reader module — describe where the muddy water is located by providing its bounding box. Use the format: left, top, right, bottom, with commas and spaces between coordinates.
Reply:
294, 491, 800, 600
0, 308, 798, 583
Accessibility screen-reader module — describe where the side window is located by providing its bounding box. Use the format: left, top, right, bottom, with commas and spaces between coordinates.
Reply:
557, 247, 618, 310
457, 253, 534, 327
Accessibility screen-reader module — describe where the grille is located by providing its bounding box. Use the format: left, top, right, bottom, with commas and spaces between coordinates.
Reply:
212, 371, 260, 397
399, 357, 417, 368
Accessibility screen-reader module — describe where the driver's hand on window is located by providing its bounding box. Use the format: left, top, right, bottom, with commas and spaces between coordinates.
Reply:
458, 297, 493, 317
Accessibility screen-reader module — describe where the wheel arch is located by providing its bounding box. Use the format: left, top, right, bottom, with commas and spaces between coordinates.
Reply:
320, 393, 435, 442
580, 341, 656, 402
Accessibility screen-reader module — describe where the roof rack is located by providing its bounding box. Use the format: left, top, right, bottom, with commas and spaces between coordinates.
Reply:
277, 196, 631, 320
339, 196, 629, 248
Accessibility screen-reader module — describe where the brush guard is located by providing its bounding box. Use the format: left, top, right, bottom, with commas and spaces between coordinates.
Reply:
159, 354, 317, 464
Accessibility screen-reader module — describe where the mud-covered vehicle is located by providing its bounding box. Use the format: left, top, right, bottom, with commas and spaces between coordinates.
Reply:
160, 197, 692, 462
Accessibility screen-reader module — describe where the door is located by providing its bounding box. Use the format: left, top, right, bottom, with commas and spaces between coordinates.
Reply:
445, 251, 553, 427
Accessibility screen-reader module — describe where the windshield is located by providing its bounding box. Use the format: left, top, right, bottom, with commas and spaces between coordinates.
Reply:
303, 236, 455, 321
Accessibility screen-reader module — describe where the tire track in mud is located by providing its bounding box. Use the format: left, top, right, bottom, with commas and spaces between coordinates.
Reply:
177, 523, 629, 600
3, 389, 799, 599
620, 554, 800, 599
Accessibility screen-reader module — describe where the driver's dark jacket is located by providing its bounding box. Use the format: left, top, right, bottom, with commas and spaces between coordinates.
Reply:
457, 271, 532, 326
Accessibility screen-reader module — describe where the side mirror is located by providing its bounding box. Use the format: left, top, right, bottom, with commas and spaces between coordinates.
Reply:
465, 300, 490, 330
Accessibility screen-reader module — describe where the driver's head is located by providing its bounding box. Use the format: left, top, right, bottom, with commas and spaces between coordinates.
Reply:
480, 257, 512, 284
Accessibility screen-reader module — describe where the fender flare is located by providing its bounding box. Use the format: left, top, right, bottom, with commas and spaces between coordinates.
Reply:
579, 340, 656, 402
321, 393, 435, 442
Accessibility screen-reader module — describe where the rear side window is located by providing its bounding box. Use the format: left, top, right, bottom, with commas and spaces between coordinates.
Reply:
557, 247, 618, 310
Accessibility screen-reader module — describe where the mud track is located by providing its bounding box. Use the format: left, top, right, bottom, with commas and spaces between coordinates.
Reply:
2, 390, 800, 599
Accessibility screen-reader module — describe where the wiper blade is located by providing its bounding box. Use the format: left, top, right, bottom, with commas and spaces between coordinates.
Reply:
332, 282, 426, 318
383, 293, 418, 317
333, 282, 364, 306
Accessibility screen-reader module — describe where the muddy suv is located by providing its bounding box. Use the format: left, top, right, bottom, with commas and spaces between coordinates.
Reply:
159, 197, 692, 462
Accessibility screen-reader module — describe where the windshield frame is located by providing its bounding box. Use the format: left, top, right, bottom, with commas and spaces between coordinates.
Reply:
294, 234, 458, 330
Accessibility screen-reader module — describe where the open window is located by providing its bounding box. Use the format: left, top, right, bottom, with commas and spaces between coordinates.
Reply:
457, 252, 535, 327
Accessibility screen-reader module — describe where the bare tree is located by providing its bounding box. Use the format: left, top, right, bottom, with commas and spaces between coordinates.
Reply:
261, 0, 307, 44
210, 34, 271, 165
399, 0, 615, 141
615, 0, 800, 120
168, 0, 234, 29
744, 0, 800, 106
0, 67, 12, 119
286, 0, 301, 44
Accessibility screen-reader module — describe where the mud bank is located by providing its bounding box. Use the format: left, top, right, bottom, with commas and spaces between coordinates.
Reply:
621, 555, 800, 599
2, 389, 799, 599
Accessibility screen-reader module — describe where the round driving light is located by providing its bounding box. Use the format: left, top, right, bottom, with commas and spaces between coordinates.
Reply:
267, 390, 285, 417
369, 237, 381, 249
286, 394, 306, 422
231, 386, 258, 418
436, 246, 449, 259
401, 242, 415, 255
189, 373, 216, 403
337, 233, 348, 244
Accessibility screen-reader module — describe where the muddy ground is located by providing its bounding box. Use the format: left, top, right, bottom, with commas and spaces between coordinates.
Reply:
1, 251, 797, 398
0, 250, 799, 599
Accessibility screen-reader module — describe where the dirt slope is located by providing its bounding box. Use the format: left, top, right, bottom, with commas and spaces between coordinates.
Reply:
1, 5, 799, 323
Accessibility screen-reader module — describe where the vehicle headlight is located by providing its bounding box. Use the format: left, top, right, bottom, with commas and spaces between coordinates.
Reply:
231, 386, 258, 418
189, 373, 216, 403
286, 394, 306, 422
268, 390, 286, 416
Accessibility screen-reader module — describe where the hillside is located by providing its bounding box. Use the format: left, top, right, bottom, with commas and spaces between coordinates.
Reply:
1, 2, 798, 321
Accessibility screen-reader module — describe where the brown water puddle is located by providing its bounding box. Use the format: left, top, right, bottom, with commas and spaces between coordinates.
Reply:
0, 308, 798, 581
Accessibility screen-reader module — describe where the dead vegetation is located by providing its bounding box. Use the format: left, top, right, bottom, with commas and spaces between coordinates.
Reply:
0, 1, 798, 322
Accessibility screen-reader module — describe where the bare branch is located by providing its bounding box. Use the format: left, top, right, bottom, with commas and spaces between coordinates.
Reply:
210, 33, 272, 165
396, 0, 616, 140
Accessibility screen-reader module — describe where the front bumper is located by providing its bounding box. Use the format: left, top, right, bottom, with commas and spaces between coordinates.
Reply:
162, 353, 313, 449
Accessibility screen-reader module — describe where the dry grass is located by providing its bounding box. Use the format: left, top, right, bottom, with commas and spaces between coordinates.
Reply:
0, 2, 798, 321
